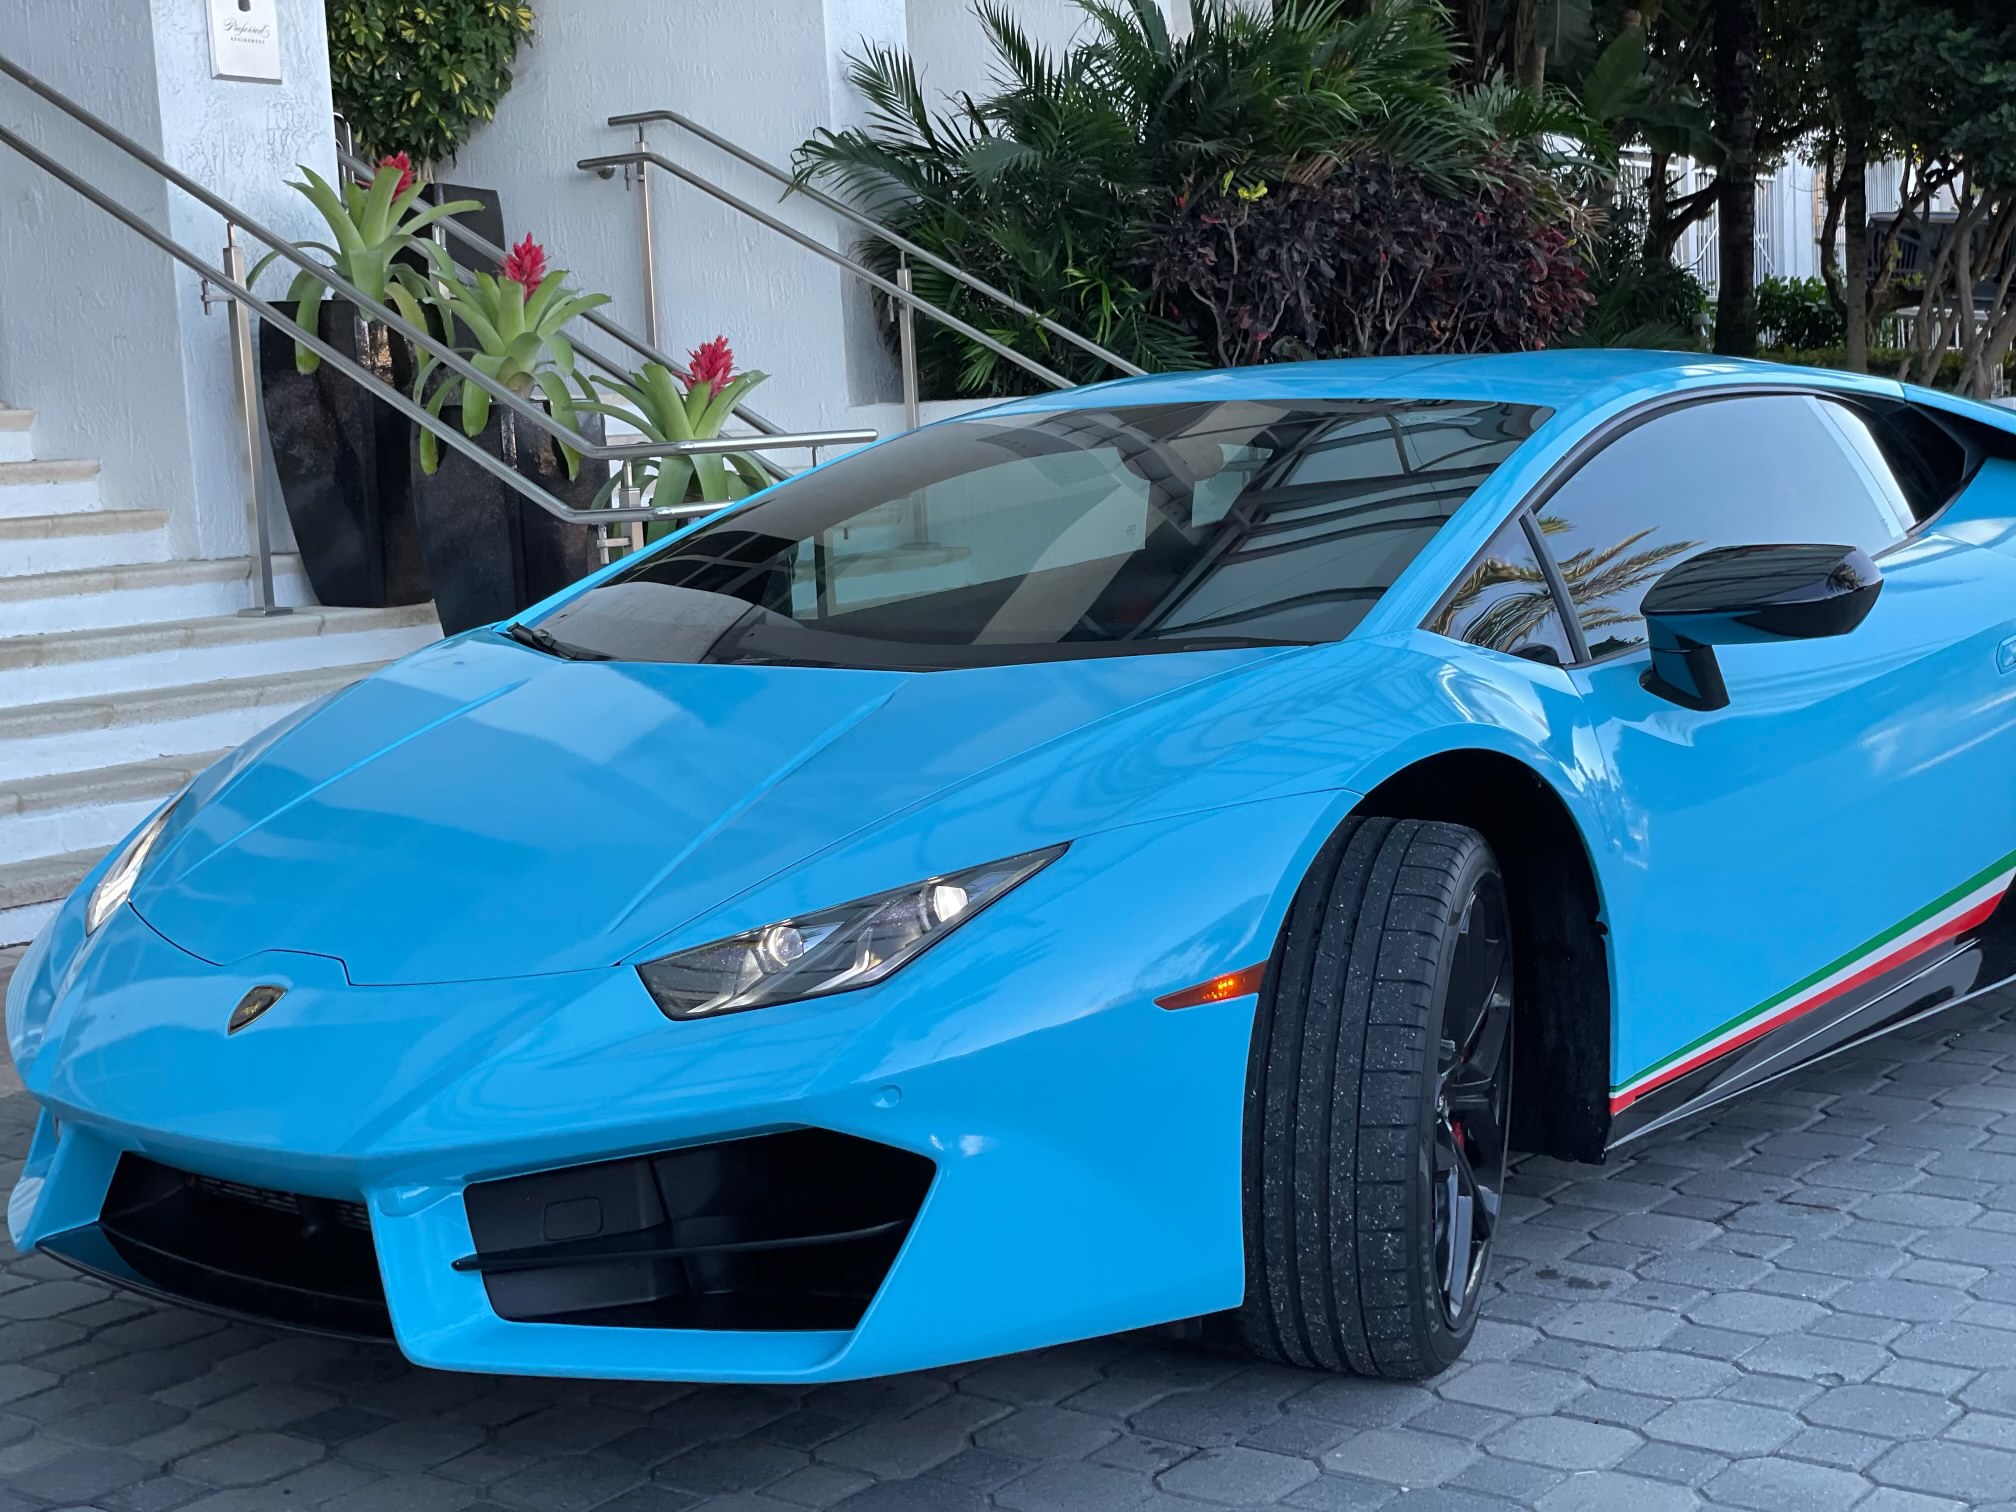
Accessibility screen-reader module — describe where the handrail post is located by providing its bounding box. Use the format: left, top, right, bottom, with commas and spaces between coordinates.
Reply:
634, 125, 660, 347
221, 222, 289, 618
897, 260, 920, 432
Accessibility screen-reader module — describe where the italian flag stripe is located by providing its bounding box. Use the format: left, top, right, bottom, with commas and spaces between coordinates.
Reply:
1611, 852, 2016, 1113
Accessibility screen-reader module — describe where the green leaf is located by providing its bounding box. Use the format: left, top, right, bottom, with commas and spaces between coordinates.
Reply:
695, 369, 767, 435
648, 456, 696, 509
462, 380, 491, 437
532, 368, 585, 479
293, 167, 368, 261
289, 272, 326, 374
357, 159, 401, 246
398, 196, 484, 234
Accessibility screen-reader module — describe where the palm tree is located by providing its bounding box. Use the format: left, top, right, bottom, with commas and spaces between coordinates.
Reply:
792, 0, 1499, 396
1432, 517, 1697, 652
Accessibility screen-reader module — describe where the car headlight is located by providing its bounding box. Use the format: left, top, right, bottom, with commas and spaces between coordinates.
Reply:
637, 845, 1065, 1020
86, 794, 183, 934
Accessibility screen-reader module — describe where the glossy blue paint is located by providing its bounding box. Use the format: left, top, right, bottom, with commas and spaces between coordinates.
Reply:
11, 353, 2016, 1380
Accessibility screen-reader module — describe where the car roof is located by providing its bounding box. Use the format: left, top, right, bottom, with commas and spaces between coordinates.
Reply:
979, 349, 2016, 447
980, 349, 1784, 412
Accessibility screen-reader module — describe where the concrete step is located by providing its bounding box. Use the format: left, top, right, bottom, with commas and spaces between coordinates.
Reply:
0, 508, 173, 576
0, 751, 221, 866
0, 458, 102, 518
0, 554, 312, 636
0, 847, 104, 948
0, 660, 381, 785
0, 602, 439, 707
0, 409, 31, 464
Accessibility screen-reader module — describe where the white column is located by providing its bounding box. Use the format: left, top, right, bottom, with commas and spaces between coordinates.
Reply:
0, 0, 336, 559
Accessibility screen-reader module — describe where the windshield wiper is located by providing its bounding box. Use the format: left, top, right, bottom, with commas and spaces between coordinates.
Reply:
504, 622, 612, 661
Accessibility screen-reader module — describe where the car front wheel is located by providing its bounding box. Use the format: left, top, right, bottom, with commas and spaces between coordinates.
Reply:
1238, 817, 1515, 1378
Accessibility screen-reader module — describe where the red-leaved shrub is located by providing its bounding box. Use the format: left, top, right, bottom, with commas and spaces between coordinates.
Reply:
1148, 159, 1590, 365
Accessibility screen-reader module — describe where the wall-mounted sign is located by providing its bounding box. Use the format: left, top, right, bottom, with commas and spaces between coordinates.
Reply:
207, 0, 284, 84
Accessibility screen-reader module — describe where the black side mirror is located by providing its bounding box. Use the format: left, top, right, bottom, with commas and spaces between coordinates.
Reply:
1639, 544, 1883, 711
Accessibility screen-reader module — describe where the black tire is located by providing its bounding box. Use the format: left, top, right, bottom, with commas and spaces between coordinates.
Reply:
1237, 817, 1515, 1379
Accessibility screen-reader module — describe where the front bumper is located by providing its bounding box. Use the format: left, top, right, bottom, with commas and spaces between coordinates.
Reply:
6, 794, 1343, 1381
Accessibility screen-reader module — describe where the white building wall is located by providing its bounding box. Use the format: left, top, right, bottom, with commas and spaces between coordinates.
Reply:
450, 0, 912, 445
453, 1, 1193, 442
0, 0, 334, 559
904, 0, 1186, 106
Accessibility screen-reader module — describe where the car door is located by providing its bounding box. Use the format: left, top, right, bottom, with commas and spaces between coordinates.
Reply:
1526, 391, 2016, 1140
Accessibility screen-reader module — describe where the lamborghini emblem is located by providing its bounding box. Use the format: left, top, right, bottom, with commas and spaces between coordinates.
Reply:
228, 985, 286, 1034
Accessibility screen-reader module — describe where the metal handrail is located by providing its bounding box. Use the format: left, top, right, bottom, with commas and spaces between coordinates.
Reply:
605, 108, 1145, 382
335, 144, 794, 447
0, 120, 845, 536
0, 53, 872, 502
580, 145, 1073, 393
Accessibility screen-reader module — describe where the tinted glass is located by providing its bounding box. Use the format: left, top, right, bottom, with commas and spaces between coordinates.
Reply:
1538, 396, 1916, 659
1869, 404, 1974, 521
534, 399, 1550, 670
1430, 514, 1575, 666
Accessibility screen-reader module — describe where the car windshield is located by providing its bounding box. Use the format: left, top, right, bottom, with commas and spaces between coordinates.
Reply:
530, 397, 1551, 670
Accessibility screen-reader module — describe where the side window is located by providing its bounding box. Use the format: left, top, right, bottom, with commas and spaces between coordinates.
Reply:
1869, 404, 1975, 521
1431, 514, 1576, 666
1538, 396, 1917, 659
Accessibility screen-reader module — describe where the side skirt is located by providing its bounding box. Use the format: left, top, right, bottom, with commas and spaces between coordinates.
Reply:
1607, 868, 2016, 1148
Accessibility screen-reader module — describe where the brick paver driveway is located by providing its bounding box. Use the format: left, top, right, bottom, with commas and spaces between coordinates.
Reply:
4, 951, 2016, 1511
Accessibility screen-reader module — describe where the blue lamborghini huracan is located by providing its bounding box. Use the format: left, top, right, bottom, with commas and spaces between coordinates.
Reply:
12, 351, 2016, 1383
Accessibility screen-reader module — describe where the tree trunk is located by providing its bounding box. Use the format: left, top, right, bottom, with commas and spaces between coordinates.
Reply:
1843, 137, 1870, 372
1509, 0, 1543, 89
1645, 151, 1671, 262
1712, 0, 1761, 357
1457, 0, 1489, 86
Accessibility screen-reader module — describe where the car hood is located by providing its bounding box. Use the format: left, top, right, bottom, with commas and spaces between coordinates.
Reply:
132, 633, 1281, 984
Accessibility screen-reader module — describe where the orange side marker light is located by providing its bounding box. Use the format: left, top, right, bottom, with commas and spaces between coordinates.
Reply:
1156, 962, 1268, 1010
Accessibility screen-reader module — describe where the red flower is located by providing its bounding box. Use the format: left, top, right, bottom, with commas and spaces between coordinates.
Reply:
377, 151, 415, 197
500, 233, 547, 292
688, 335, 737, 397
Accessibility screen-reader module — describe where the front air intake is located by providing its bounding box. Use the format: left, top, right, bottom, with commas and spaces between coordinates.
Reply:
458, 1130, 935, 1331
42, 1155, 392, 1340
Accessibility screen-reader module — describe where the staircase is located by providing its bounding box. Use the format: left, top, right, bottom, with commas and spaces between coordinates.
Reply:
0, 405, 441, 947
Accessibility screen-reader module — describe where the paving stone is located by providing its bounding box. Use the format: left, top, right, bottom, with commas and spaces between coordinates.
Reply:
1579, 1350, 1737, 1400
7, 1445, 153, 1502
1446, 1453, 1564, 1502
1324, 1427, 1479, 1487
1801, 1382, 1960, 1438
486, 1453, 650, 1512
1704, 1455, 1872, 1512
1435, 1364, 1586, 1415
1282, 1474, 1401, 1510
816, 1395, 1007, 1479
973, 1404, 1120, 1460
173, 1431, 324, 1486
1682, 1292, 1826, 1334
1642, 1399, 1798, 1455
1532, 1470, 1705, 1511
1871, 1438, 2016, 1501
1780, 1424, 1889, 1470
991, 1458, 1165, 1511
1617, 1440, 1727, 1487
1485, 1415, 1639, 1471
1540, 1301, 1682, 1349
1157, 1443, 1317, 1502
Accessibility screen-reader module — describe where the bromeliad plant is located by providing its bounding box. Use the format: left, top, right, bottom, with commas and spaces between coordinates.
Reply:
413, 234, 612, 478
253, 154, 479, 373
579, 337, 770, 531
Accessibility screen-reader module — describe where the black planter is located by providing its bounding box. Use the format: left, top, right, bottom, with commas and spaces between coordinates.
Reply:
258, 300, 428, 607
411, 405, 607, 636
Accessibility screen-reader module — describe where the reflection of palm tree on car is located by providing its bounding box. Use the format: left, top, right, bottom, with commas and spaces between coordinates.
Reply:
1432, 517, 1697, 653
